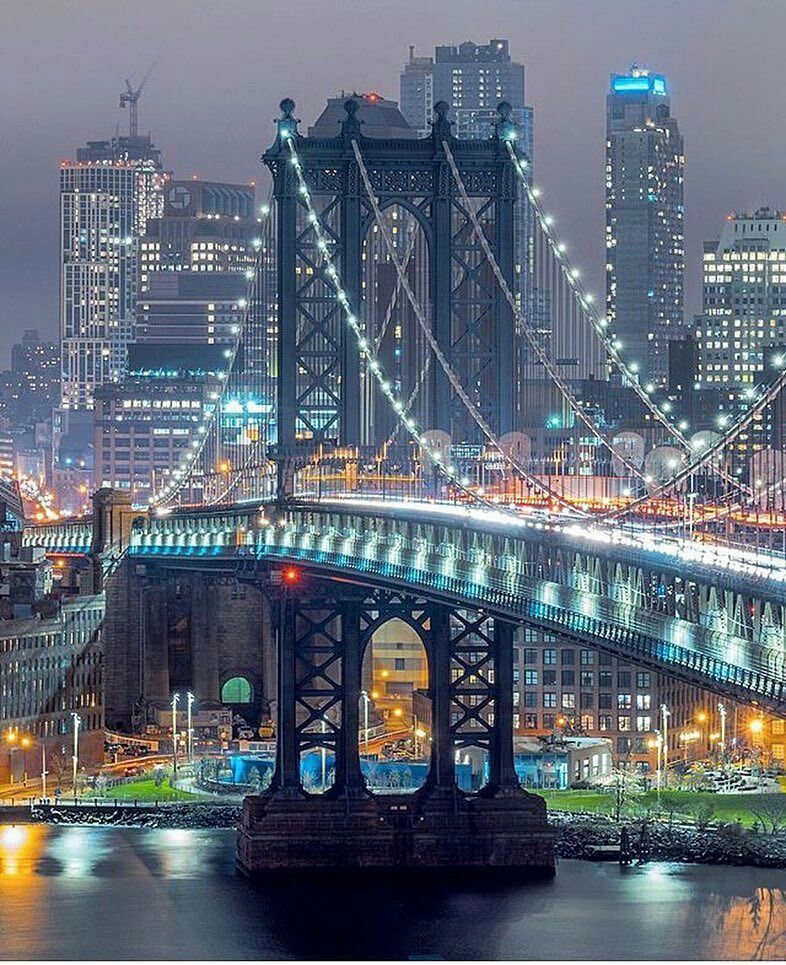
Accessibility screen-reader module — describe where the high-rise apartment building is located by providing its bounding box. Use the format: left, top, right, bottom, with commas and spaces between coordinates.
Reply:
140, 179, 257, 281
137, 273, 248, 345
697, 208, 786, 389
399, 40, 553, 391
401, 39, 533, 155
696, 208, 786, 462
93, 342, 225, 502
2, 330, 60, 432
399, 46, 434, 136
59, 134, 165, 412
606, 66, 684, 387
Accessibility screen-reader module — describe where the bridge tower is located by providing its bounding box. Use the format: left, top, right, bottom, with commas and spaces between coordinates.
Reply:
264, 96, 519, 484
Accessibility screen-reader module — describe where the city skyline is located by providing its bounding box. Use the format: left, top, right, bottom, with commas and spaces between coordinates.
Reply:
2, 5, 786, 953
2, 0, 785, 365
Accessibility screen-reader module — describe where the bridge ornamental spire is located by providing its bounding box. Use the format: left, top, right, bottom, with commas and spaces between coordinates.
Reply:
495, 100, 517, 145
341, 97, 362, 143
431, 100, 452, 142
276, 96, 299, 143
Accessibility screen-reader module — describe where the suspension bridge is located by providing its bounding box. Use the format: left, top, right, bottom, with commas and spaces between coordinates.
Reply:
24, 95, 786, 871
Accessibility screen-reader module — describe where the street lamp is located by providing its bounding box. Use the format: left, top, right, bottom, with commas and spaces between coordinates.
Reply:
41, 741, 48, 800
71, 713, 81, 795
718, 702, 727, 760
695, 710, 708, 756
171, 693, 180, 778
647, 733, 663, 806
359, 690, 370, 755
187, 692, 195, 764
660, 704, 671, 787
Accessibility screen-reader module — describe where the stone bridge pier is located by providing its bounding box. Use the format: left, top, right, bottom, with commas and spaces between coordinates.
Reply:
103, 559, 276, 732
236, 574, 554, 874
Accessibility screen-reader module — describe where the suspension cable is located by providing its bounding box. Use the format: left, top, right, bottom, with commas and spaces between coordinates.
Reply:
505, 142, 760, 503
606, 369, 786, 519
152, 193, 275, 509
436, 140, 648, 485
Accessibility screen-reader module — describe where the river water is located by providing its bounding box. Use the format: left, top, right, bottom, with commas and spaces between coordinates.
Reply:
1, 824, 786, 960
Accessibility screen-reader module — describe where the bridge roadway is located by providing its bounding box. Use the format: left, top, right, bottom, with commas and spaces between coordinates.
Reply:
23, 496, 786, 713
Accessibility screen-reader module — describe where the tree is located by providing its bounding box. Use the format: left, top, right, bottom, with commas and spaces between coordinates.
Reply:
598, 767, 643, 822
690, 801, 716, 831
47, 745, 69, 790
750, 796, 786, 834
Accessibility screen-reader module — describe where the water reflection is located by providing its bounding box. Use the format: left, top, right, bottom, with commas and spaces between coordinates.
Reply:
1, 825, 786, 959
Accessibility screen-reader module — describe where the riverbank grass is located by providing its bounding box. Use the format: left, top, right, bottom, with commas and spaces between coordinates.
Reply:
108, 779, 207, 802
535, 788, 786, 827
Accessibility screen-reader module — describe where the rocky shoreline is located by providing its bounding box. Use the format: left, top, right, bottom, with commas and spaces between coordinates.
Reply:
5, 803, 786, 869
552, 811, 786, 869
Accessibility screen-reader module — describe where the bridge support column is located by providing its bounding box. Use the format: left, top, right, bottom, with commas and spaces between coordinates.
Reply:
486, 618, 520, 792
332, 598, 367, 796
189, 574, 220, 704
271, 593, 301, 795
427, 603, 456, 792
237, 578, 554, 876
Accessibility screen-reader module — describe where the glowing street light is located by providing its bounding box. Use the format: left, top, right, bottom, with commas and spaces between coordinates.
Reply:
359, 690, 370, 754
187, 692, 195, 764
71, 713, 81, 795
660, 704, 671, 786
171, 693, 180, 777
718, 702, 727, 757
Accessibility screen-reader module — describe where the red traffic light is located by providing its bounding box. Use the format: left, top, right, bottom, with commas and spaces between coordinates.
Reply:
284, 567, 300, 583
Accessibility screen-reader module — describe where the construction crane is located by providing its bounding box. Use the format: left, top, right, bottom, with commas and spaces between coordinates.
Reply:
119, 65, 153, 138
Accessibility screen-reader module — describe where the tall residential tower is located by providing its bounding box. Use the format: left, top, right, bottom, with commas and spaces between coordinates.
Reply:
401, 39, 533, 152
59, 134, 165, 411
605, 66, 684, 387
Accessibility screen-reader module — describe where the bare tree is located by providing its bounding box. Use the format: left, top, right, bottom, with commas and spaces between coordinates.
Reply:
47, 745, 69, 790
690, 801, 716, 831
750, 796, 786, 834
599, 767, 643, 822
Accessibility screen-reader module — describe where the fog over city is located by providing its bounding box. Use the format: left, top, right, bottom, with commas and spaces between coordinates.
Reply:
1, 0, 784, 362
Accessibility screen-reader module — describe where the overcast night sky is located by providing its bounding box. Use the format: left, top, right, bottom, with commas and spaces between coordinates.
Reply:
1, 0, 784, 365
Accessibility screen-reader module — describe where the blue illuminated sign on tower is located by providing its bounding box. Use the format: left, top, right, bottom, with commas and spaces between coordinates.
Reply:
611, 73, 667, 95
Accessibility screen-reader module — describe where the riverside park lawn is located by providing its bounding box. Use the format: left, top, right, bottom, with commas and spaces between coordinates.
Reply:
534, 788, 785, 827
106, 779, 207, 802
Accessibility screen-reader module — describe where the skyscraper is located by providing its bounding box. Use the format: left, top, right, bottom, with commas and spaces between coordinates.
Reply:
399, 46, 434, 136
695, 208, 786, 462
697, 208, 786, 391
401, 39, 533, 154
4, 330, 60, 432
140, 179, 258, 278
606, 65, 684, 388
59, 134, 165, 412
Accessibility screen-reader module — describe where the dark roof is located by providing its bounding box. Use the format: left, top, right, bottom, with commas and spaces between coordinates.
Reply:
126, 342, 227, 374
309, 93, 419, 139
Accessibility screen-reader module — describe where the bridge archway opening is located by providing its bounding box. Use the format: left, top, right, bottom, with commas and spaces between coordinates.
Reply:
360, 203, 432, 455
361, 616, 431, 794
221, 676, 253, 705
